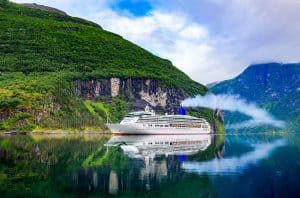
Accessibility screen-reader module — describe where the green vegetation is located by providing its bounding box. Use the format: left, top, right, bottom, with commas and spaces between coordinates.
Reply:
0, 72, 107, 132
83, 98, 131, 124
0, 2, 206, 95
212, 63, 300, 130
188, 108, 225, 133
82, 146, 130, 171
0, 2, 220, 132
0, 134, 223, 197
0, 135, 110, 197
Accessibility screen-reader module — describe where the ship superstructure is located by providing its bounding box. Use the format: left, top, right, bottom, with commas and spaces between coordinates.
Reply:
106, 107, 212, 135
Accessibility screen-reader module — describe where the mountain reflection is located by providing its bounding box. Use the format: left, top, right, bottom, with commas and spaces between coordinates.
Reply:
75, 134, 221, 194
1, 134, 297, 197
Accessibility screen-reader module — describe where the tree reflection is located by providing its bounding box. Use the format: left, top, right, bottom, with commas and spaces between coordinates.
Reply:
0, 134, 224, 197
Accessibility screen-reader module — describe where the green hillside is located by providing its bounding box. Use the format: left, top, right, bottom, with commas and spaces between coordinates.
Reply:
0, 1, 205, 94
0, 1, 221, 132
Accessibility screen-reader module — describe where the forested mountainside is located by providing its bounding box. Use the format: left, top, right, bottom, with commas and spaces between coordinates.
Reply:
0, 1, 223, 132
212, 63, 300, 129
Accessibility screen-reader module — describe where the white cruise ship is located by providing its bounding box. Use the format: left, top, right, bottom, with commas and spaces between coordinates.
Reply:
106, 107, 212, 135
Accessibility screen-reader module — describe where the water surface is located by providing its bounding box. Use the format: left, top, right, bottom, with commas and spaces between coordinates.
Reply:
0, 131, 299, 197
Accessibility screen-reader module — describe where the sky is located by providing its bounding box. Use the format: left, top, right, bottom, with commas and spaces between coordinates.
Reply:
11, 0, 300, 84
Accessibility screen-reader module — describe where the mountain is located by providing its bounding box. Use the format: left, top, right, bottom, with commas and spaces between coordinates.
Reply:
206, 81, 220, 88
212, 63, 300, 129
0, 2, 224, 132
21, 3, 67, 15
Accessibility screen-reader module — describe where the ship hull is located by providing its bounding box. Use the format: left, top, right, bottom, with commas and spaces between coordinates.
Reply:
106, 123, 211, 135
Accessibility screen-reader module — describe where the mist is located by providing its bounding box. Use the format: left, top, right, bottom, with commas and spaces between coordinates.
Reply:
181, 94, 285, 129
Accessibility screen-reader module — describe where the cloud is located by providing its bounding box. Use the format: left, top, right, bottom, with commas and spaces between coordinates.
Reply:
9, 0, 244, 83
182, 139, 286, 175
87, 9, 240, 84
153, 0, 300, 79
181, 94, 285, 129
10, 0, 300, 84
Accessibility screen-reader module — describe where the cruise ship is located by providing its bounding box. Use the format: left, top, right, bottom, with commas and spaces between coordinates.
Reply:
106, 107, 212, 135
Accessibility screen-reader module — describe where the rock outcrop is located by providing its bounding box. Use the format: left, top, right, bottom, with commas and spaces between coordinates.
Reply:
75, 78, 188, 114
214, 108, 224, 123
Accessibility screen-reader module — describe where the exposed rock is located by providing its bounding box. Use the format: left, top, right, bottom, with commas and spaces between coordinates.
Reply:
139, 87, 167, 107
214, 108, 224, 123
0, 109, 10, 121
75, 79, 110, 99
110, 78, 120, 97
75, 78, 188, 114
35, 112, 43, 124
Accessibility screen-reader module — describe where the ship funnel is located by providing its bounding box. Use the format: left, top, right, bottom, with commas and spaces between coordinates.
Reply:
178, 107, 186, 115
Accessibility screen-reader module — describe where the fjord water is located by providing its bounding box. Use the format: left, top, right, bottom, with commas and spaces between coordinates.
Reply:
0, 131, 299, 197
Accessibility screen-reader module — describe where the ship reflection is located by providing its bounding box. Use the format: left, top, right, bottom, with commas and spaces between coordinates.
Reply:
104, 134, 213, 193
73, 134, 222, 195
105, 134, 213, 159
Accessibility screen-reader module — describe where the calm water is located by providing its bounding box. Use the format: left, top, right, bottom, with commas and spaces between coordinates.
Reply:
0, 131, 299, 197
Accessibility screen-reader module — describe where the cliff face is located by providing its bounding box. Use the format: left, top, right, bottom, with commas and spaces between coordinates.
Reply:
75, 78, 188, 114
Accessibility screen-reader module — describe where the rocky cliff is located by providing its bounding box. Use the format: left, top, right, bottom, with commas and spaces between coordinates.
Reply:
74, 77, 225, 133
75, 78, 187, 114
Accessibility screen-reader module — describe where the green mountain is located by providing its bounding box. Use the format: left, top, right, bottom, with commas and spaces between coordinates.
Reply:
212, 63, 300, 129
0, 1, 223, 132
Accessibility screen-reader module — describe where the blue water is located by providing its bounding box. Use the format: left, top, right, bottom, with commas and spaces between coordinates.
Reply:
0, 131, 299, 197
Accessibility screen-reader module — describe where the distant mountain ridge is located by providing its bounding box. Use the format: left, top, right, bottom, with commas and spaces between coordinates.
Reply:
206, 81, 220, 88
211, 63, 300, 129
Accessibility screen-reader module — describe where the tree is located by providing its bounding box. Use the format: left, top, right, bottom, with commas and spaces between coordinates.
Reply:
0, 0, 8, 7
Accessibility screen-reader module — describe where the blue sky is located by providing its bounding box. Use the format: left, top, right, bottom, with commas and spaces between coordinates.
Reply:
11, 0, 300, 84
111, 0, 152, 16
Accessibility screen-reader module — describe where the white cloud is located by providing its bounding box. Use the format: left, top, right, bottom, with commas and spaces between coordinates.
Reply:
182, 94, 285, 129
178, 23, 208, 41
93, 9, 239, 83
10, 0, 300, 84
153, 0, 300, 79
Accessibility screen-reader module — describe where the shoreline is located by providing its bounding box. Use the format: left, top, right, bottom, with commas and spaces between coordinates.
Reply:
1, 131, 112, 135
